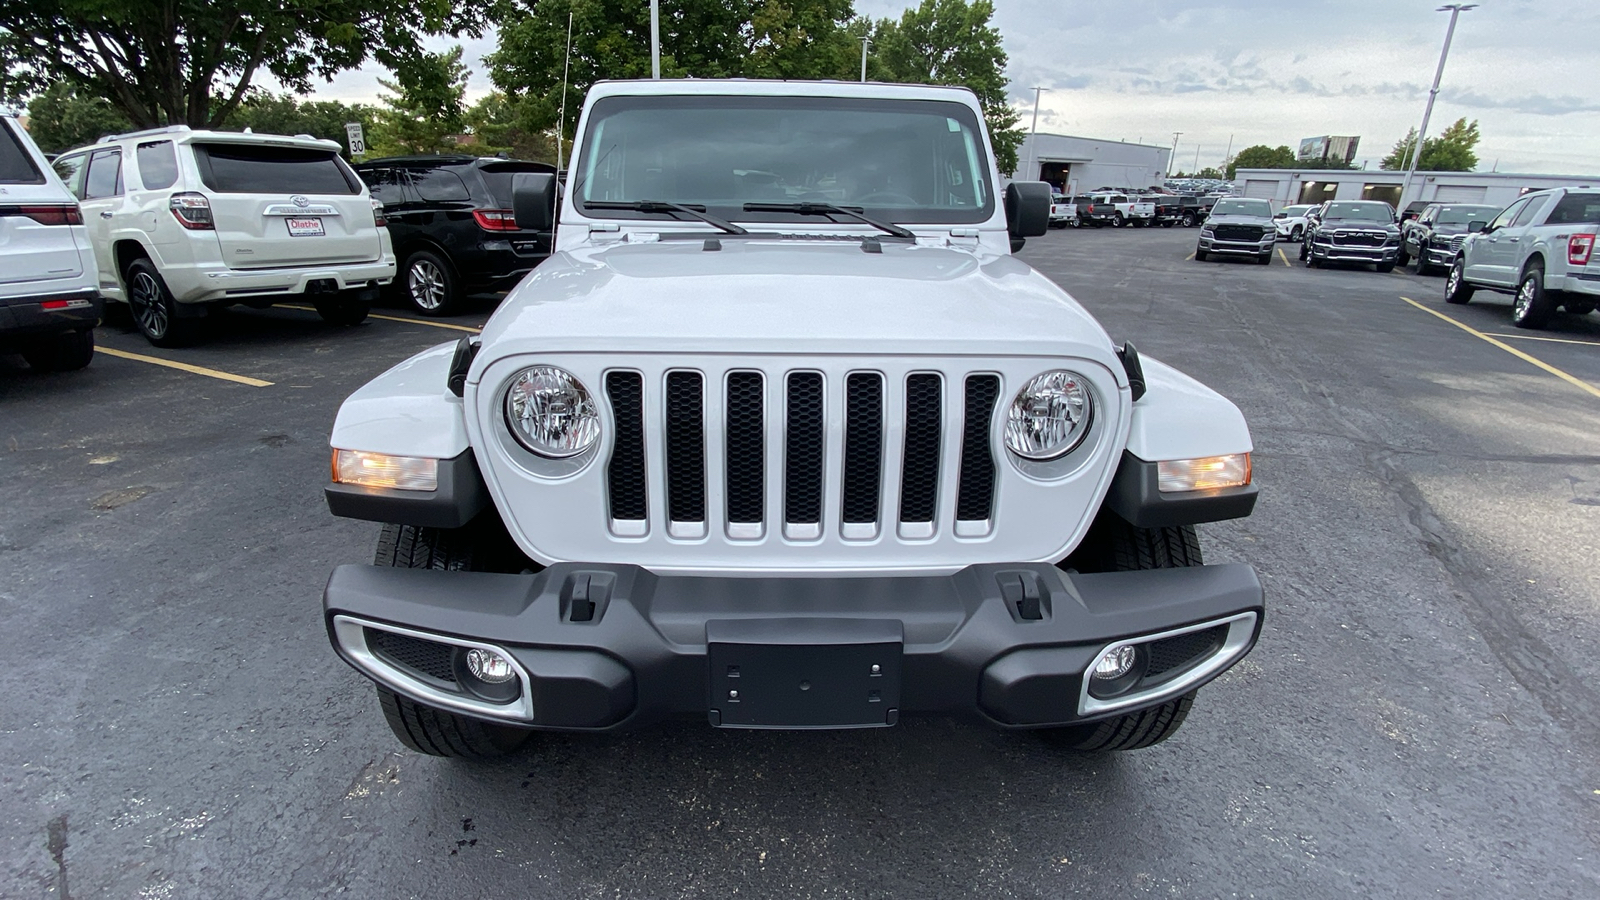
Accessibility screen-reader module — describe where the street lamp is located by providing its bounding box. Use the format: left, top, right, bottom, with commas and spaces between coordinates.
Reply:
1169, 132, 1182, 177
1022, 86, 1048, 181
1398, 4, 1475, 209
860, 36, 871, 82
651, 0, 661, 79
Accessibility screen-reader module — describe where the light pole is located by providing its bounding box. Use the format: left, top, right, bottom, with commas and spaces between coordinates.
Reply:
1169, 132, 1182, 177
1022, 86, 1047, 181
860, 36, 871, 82
650, 0, 661, 79
1399, 4, 1475, 209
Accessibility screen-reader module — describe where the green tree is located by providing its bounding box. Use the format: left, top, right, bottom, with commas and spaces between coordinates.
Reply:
373, 46, 470, 156
489, 0, 858, 149
1380, 118, 1480, 172
871, 0, 1022, 175
23, 82, 133, 153
0, 0, 494, 129
228, 93, 381, 154
1226, 144, 1296, 179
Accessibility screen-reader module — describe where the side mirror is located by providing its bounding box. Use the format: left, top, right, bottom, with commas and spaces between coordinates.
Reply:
512, 172, 558, 231
1004, 181, 1051, 248
1273, 212, 1287, 219
1468, 220, 1488, 233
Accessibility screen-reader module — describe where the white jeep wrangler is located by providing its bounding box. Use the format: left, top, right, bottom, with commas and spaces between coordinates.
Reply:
321, 80, 1263, 758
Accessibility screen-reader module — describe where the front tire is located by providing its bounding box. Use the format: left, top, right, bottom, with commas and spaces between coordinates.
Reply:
21, 329, 95, 372
1376, 262, 1396, 273
1512, 265, 1554, 329
1040, 692, 1197, 752
1396, 246, 1411, 267
1194, 247, 1208, 262
1445, 259, 1474, 304
1258, 250, 1273, 265
377, 687, 531, 759
125, 259, 198, 347
1290, 226, 1302, 241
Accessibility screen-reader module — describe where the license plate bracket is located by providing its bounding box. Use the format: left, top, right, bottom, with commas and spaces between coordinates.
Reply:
707, 618, 902, 729
286, 217, 325, 237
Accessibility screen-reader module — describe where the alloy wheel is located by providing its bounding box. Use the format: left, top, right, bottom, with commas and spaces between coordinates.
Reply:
130, 271, 167, 338
1515, 278, 1535, 317
408, 259, 447, 311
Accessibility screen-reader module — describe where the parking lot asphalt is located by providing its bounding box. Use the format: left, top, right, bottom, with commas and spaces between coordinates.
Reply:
3, 227, 1598, 899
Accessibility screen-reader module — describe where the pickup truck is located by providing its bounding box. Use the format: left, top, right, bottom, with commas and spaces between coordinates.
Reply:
1144, 195, 1185, 228
1445, 187, 1600, 328
1088, 192, 1155, 228
1049, 192, 1079, 228
318, 77, 1263, 759
1397, 202, 1499, 276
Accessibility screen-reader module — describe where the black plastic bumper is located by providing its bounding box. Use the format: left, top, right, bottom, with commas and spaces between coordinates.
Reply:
0, 288, 101, 343
324, 560, 1264, 732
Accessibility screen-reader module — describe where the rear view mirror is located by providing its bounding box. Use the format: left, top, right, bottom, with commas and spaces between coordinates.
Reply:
512, 172, 558, 231
1468, 220, 1488, 233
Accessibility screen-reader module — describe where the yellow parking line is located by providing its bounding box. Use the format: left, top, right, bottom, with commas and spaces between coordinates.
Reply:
1401, 297, 1600, 399
281, 304, 481, 334
98, 347, 273, 387
1484, 332, 1600, 348
1277, 248, 1291, 267
1184, 251, 1196, 261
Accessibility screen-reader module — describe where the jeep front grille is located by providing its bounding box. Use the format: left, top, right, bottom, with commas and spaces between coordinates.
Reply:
605, 367, 1002, 542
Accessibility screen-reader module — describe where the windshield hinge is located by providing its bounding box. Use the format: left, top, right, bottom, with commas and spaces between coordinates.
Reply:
588, 222, 623, 242
945, 227, 981, 248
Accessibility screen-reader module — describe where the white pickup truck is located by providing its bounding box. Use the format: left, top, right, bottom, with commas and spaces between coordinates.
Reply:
1087, 192, 1155, 228
318, 79, 1262, 760
1445, 187, 1600, 329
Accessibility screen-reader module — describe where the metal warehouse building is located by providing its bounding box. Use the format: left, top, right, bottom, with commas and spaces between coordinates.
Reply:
1233, 168, 1600, 211
1015, 133, 1173, 194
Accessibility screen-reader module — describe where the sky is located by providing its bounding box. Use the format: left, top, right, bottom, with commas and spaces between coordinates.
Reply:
311, 0, 1600, 175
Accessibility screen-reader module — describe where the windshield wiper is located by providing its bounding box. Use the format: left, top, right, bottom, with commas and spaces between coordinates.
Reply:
584, 200, 747, 235
742, 202, 916, 239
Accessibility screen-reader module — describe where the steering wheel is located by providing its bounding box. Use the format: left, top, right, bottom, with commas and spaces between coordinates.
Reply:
855, 190, 918, 206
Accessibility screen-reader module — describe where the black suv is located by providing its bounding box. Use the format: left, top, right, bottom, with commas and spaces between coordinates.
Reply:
354, 156, 556, 316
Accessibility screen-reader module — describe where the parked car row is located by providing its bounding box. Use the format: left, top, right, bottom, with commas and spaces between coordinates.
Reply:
1, 116, 562, 368
1048, 192, 1214, 229
1188, 187, 1600, 331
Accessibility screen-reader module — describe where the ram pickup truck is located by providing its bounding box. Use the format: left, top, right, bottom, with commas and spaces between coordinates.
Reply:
1144, 195, 1184, 227
1445, 187, 1600, 328
320, 79, 1263, 759
1087, 192, 1156, 228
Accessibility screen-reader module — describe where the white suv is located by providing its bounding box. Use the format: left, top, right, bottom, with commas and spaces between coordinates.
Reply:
1, 113, 102, 371
53, 126, 395, 346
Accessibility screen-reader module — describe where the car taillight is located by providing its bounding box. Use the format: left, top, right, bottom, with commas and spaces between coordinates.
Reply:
371, 198, 387, 228
1570, 233, 1595, 266
1086, 204, 1095, 214
472, 208, 519, 232
168, 192, 213, 230
0, 204, 83, 225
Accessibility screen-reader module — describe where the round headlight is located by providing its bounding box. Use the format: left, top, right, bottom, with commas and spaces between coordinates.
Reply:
504, 366, 601, 458
1005, 370, 1094, 460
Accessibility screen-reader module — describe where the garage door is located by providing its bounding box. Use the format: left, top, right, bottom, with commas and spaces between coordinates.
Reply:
1433, 185, 1487, 203
1244, 179, 1278, 199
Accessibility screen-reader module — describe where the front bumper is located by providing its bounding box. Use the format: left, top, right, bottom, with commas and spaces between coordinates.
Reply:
1310, 242, 1399, 264
1199, 234, 1274, 255
324, 561, 1264, 732
0, 288, 102, 341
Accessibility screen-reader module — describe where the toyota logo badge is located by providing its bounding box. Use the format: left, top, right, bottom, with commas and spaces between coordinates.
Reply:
291, 195, 310, 207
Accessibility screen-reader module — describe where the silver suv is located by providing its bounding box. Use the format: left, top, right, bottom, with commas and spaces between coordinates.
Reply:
53, 126, 396, 346
1445, 188, 1600, 329
1, 113, 102, 371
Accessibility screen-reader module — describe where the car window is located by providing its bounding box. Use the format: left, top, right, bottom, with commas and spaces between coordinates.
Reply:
1488, 200, 1524, 230
1435, 206, 1498, 226
411, 168, 471, 203
53, 154, 89, 198
1545, 194, 1600, 226
136, 140, 180, 190
360, 168, 411, 207
479, 162, 558, 208
191, 143, 359, 194
1511, 197, 1546, 228
0, 121, 46, 184
83, 149, 124, 199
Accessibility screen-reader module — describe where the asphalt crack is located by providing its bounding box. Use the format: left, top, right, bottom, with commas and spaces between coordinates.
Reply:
46, 814, 69, 900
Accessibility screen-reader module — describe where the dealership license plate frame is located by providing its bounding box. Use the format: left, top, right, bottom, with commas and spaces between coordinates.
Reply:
286, 217, 326, 237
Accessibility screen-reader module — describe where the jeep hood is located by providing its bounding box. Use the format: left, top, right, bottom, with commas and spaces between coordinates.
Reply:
472, 240, 1124, 372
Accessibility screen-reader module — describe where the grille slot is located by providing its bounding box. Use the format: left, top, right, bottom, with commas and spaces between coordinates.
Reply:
841, 373, 884, 529
367, 629, 457, 684
899, 373, 943, 528
1214, 224, 1264, 242
665, 371, 706, 527
605, 371, 647, 523
1145, 625, 1228, 678
957, 375, 1000, 522
725, 372, 765, 526
784, 372, 825, 529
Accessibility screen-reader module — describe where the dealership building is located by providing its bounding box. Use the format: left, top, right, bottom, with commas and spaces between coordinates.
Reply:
1233, 168, 1600, 211
1014, 133, 1173, 194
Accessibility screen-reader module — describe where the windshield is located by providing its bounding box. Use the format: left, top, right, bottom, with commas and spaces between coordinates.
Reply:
574, 95, 993, 225
1211, 199, 1271, 217
1283, 205, 1312, 216
1323, 202, 1393, 223
1435, 205, 1498, 225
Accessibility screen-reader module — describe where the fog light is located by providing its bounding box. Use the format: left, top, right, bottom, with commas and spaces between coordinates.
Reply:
465, 648, 516, 684
1092, 644, 1137, 681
